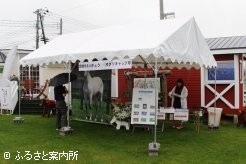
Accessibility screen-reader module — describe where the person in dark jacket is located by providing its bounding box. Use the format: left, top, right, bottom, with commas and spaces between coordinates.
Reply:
54, 85, 68, 130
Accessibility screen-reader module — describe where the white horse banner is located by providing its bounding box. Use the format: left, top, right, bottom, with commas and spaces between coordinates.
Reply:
78, 59, 132, 71
71, 63, 112, 123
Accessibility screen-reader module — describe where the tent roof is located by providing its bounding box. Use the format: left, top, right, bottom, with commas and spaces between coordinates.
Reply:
20, 17, 216, 69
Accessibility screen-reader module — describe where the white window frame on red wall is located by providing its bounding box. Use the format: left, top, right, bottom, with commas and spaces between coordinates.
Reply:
201, 54, 240, 109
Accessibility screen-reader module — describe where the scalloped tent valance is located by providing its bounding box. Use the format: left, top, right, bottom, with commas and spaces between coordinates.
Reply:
20, 17, 217, 69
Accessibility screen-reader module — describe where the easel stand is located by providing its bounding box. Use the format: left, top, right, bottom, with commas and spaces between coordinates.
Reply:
195, 111, 200, 133
132, 124, 154, 133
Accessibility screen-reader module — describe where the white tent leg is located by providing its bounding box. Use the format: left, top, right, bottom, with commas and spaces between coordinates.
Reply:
148, 57, 160, 156
18, 53, 21, 117
67, 61, 71, 128
214, 67, 217, 128
60, 61, 74, 135
154, 57, 158, 143
13, 52, 24, 124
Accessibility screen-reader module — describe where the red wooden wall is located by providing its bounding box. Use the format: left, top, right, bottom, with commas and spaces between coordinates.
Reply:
118, 67, 201, 109
117, 54, 244, 114
166, 68, 201, 109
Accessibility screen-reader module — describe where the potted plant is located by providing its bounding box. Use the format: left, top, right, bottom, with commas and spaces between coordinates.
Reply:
110, 99, 131, 130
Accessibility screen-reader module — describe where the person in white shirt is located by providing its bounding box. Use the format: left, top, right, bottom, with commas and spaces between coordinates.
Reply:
169, 78, 188, 129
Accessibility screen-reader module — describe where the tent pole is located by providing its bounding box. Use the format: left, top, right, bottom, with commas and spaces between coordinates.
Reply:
14, 47, 24, 124
67, 61, 71, 128
144, 63, 147, 88
139, 55, 148, 88
214, 67, 217, 127
18, 53, 21, 117
154, 57, 158, 143
214, 67, 217, 108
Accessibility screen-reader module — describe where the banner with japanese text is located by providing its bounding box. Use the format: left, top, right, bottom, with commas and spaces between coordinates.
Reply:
79, 59, 132, 71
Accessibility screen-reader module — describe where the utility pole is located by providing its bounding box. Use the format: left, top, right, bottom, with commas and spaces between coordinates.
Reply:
39, 14, 47, 44
159, 0, 164, 20
34, 9, 49, 48
34, 9, 40, 49
60, 18, 63, 35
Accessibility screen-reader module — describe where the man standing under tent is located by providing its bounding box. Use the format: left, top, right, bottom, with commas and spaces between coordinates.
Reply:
54, 85, 68, 130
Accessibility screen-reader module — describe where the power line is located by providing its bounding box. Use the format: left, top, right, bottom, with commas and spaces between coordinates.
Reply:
0, 19, 35, 22
56, 0, 100, 14
0, 26, 35, 37
47, 12, 101, 29
0, 24, 35, 28
0, 37, 35, 48
0, 9, 102, 49
0, 20, 35, 25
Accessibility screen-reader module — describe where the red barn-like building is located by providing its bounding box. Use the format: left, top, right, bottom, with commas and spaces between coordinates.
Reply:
116, 36, 246, 115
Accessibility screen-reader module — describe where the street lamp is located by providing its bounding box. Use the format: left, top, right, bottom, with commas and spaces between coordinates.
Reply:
159, 0, 175, 20
164, 12, 175, 19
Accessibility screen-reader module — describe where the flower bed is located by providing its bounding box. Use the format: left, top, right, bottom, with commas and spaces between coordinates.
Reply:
112, 99, 131, 122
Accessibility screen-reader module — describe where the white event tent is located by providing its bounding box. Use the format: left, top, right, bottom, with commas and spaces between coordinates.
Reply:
20, 17, 217, 144
20, 17, 216, 69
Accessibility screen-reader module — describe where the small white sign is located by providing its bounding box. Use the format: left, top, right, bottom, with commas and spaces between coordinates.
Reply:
157, 108, 165, 120
134, 78, 160, 93
0, 87, 10, 109
174, 109, 189, 121
79, 59, 132, 71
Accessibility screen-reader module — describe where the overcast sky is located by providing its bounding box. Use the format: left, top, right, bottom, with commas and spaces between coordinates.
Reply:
0, 0, 245, 49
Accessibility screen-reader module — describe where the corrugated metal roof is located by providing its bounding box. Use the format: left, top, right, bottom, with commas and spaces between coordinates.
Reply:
206, 36, 246, 50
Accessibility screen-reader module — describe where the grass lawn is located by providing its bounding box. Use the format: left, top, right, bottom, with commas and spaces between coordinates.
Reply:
1, 115, 246, 164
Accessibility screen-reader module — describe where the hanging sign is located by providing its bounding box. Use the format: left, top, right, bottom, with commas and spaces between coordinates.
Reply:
134, 78, 160, 93
0, 87, 10, 109
131, 88, 156, 125
79, 59, 132, 71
